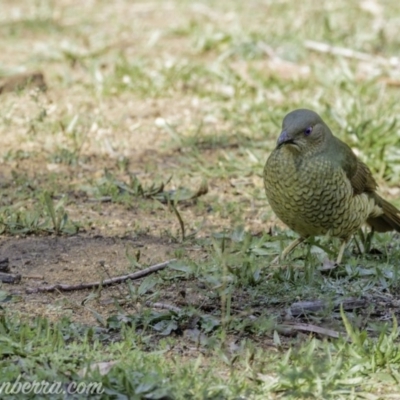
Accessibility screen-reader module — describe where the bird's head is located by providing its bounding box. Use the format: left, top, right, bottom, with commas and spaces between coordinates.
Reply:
276, 109, 332, 154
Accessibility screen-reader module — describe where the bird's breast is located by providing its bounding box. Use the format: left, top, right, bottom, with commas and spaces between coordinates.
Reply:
263, 148, 373, 238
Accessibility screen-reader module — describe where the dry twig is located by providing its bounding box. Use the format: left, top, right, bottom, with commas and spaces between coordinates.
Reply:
26, 259, 176, 294
146, 301, 182, 313
0, 272, 21, 284
279, 323, 341, 339
23, 275, 45, 280
289, 297, 366, 317
304, 40, 400, 67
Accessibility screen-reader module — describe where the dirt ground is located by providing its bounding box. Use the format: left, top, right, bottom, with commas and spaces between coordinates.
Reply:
4, 233, 174, 322
0, 117, 267, 327
1, 0, 400, 338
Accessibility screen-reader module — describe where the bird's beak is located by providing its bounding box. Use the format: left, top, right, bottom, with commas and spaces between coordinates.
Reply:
277, 130, 295, 147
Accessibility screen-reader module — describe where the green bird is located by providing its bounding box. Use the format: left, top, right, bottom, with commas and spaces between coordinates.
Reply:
264, 109, 400, 264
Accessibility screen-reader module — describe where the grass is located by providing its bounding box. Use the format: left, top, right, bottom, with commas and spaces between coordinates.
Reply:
0, 0, 400, 398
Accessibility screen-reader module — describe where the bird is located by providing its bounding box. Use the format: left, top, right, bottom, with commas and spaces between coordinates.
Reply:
264, 109, 400, 264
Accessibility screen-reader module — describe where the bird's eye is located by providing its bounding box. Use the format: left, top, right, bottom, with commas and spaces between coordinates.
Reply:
304, 126, 313, 136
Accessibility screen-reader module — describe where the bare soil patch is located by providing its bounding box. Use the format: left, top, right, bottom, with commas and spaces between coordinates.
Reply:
5, 232, 180, 324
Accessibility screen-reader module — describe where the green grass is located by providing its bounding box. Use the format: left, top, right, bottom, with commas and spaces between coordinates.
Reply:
1, 0, 400, 397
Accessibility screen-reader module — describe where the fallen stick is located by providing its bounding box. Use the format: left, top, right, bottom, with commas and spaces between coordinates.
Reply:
26, 259, 176, 294
279, 323, 341, 339
23, 275, 45, 280
0, 272, 21, 284
289, 297, 366, 317
0, 257, 10, 273
304, 40, 400, 67
146, 301, 182, 313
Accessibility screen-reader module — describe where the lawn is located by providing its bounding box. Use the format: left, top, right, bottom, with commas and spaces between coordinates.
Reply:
1, 0, 400, 398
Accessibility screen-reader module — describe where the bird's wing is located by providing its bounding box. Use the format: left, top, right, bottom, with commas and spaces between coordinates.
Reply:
348, 159, 378, 195
336, 138, 400, 232
335, 139, 377, 195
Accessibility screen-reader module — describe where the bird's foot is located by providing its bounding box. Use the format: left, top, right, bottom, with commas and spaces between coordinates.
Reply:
271, 255, 281, 266
318, 257, 338, 272
336, 241, 347, 265
270, 237, 305, 267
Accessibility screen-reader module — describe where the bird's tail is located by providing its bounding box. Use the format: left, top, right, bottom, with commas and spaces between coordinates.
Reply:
367, 194, 400, 232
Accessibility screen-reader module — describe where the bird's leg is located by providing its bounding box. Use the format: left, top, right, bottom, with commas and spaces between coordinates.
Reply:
336, 240, 348, 265
353, 232, 364, 255
355, 228, 375, 255
272, 237, 305, 264
365, 228, 375, 254
282, 237, 305, 259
